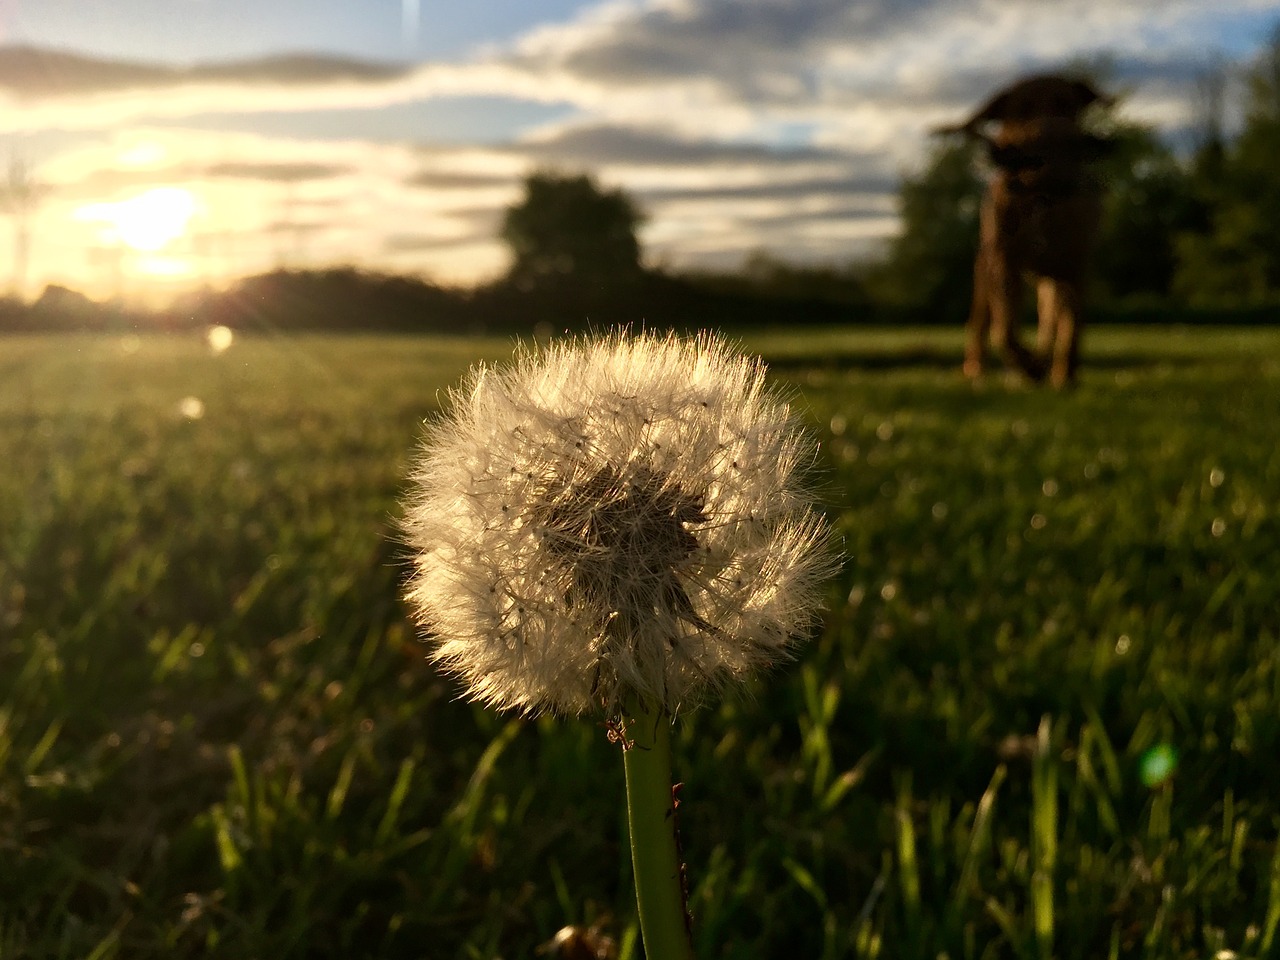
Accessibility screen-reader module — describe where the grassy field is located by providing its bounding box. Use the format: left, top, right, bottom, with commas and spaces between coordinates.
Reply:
2, 326, 1279, 959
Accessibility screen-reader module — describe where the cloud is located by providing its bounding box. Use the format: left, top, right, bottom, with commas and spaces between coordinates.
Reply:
204, 161, 349, 182
4, 0, 1269, 145
0, 46, 408, 98
509, 121, 851, 167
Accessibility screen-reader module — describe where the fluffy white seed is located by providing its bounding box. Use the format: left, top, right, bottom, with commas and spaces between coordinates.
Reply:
402, 331, 833, 715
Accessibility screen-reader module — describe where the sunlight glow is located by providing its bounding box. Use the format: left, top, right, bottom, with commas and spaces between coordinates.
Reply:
133, 254, 194, 277
77, 188, 200, 253
117, 141, 169, 168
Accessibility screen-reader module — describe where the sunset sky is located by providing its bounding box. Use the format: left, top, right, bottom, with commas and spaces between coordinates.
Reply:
2, 0, 1277, 303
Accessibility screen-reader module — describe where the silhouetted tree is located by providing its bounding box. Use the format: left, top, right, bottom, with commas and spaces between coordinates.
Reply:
1175, 27, 1280, 305
1091, 122, 1207, 303
500, 171, 644, 291
864, 139, 984, 315
1190, 58, 1230, 180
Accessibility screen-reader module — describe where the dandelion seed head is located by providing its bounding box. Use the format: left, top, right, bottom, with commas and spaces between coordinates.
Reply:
402, 332, 833, 715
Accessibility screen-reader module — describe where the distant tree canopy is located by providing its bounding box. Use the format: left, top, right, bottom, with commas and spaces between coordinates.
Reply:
500, 171, 645, 291
865, 139, 984, 316
1174, 28, 1280, 306
874, 36, 1280, 315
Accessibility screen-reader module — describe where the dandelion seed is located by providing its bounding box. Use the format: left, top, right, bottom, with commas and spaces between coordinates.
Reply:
402, 332, 833, 716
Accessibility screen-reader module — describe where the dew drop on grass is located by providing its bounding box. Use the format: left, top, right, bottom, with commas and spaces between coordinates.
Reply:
1115, 634, 1131, 655
1211, 518, 1226, 537
1042, 479, 1059, 496
876, 420, 894, 441
880, 582, 898, 601
1209, 467, 1225, 488
932, 502, 948, 520
829, 413, 847, 436
179, 396, 205, 420
1030, 513, 1047, 530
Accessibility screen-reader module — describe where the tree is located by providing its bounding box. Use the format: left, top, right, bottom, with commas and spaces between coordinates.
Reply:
864, 139, 984, 316
1174, 27, 1280, 305
500, 171, 644, 291
1091, 122, 1207, 303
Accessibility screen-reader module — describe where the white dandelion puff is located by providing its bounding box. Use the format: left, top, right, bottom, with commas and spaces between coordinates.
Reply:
402, 331, 833, 716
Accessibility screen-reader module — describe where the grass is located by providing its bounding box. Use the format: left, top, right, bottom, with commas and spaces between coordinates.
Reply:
1, 325, 1279, 959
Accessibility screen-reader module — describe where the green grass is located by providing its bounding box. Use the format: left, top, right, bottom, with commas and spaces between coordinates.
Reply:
2, 326, 1279, 959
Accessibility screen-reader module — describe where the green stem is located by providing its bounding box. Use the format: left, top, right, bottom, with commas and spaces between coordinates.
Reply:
622, 698, 696, 960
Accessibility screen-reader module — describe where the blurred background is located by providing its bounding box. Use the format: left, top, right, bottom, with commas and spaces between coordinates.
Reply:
2, 0, 1279, 331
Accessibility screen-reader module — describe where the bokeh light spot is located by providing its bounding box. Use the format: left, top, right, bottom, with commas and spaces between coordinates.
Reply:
207, 325, 234, 354
1139, 743, 1178, 787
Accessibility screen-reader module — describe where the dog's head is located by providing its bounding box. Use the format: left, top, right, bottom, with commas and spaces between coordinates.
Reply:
937, 74, 1112, 145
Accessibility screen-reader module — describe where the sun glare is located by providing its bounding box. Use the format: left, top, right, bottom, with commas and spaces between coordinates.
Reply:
77, 187, 200, 253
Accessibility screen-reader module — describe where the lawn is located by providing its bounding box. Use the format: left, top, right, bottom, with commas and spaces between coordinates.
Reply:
2, 326, 1279, 959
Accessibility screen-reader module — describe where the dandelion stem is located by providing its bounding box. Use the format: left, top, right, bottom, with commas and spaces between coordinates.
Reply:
622, 696, 695, 960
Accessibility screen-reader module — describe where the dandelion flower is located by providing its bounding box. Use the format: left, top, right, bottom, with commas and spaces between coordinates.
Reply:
403, 331, 831, 716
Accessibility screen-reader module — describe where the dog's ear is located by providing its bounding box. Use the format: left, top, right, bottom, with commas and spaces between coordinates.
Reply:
932, 91, 1011, 138
965, 90, 1013, 128
1070, 79, 1114, 111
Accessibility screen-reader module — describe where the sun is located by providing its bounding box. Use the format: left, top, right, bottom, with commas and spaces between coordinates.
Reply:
78, 187, 199, 253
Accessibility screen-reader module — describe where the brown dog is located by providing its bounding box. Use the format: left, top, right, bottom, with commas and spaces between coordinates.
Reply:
938, 75, 1113, 387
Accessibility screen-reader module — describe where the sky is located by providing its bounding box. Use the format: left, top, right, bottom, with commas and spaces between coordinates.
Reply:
1, 0, 1278, 303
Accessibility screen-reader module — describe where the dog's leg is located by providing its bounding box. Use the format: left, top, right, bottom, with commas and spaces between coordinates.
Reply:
964, 248, 991, 378
1036, 277, 1057, 355
1047, 280, 1082, 388
987, 257, 1045, 382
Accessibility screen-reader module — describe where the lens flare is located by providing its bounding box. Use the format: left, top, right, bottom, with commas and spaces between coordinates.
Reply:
1139, 743, 1178, 787
207, 325, 234, 354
